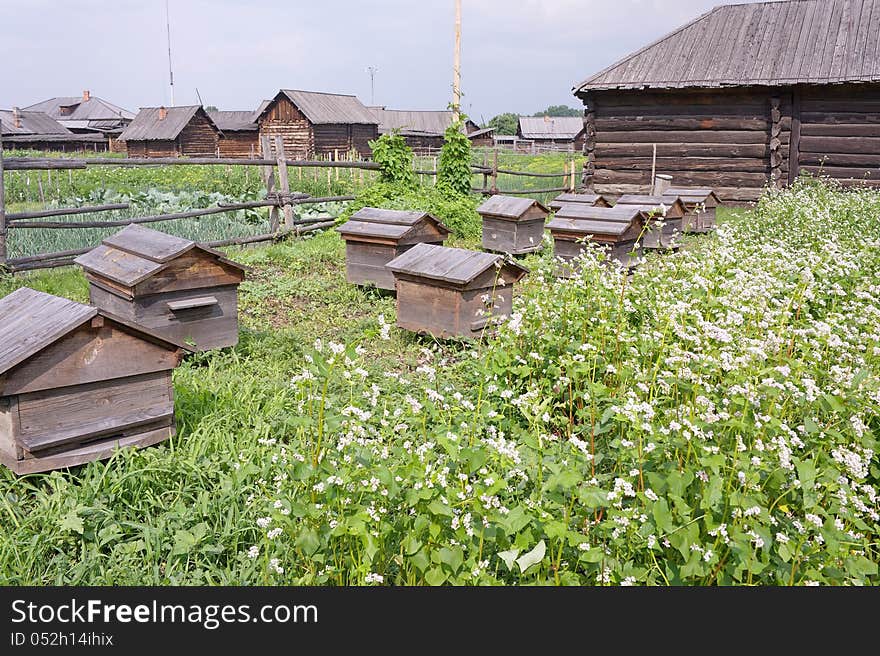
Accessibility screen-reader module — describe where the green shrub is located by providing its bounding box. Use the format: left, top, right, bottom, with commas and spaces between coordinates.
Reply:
369, 132, 416, 187
437, 118, 472, 195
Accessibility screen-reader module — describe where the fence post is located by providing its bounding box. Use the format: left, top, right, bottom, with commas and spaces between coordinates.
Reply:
259, 135, 280, 232
272, 136, 294, 229
0, 122, 6, 268
482, 152, 488, 192
490, 148, 498, 194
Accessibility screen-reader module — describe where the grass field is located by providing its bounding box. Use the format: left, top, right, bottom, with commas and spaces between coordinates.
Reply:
0, 177, 877, 586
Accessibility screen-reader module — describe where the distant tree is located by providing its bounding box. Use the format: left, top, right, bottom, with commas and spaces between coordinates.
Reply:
533, 105, 581, 117
204, 105, 219, 112
486, 112, 519, 136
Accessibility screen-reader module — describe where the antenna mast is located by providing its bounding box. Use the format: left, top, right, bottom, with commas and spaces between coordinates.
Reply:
166, 0, 175, 106
452, 0, 461, 121
367, 66, 378, 105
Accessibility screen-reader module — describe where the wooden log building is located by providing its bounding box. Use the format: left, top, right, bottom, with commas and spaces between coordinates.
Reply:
0, 288, 188, 475
477, 195, 550, 255
120, 106, 222, 158
573, 0, 880, 202
207, 110, 260, 158
75, 225, 246, 351
547, 205, 646, 272
386, 243, 528, 339
24, 90, 134, 151
371, 108, 491, 153
517, 116, 586, 152
0, 108, 108, 152
256, 90, 379, 160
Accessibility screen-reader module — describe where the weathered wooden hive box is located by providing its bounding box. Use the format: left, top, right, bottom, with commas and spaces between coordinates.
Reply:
477, 195, 550, 255
75, 225, 246, 351
614, 195, 687, 249
665, 187, 722, 233
548, 193, 611, 212
547, 205, 646, 274
386, 243, 528, 339
336, 207, 450, 291
0, 288, 189, 475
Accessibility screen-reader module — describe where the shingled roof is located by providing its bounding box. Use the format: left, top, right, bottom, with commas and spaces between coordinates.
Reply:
120, 106, 220, 142
372, 109, 480, 137
518, 116, 584, 140
575, 0, 880, 92
23, 94, 134, 133
0, 110, 70, 135
259, 90, 377, 125
207, 110, 258, 132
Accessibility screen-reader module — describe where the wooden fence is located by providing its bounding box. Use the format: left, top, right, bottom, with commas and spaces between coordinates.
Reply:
0, 129, 579, 273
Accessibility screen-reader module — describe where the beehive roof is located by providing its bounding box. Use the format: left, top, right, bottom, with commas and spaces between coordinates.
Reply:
386, 243, 528, 285
549, 193, 609, 210
547, 217, 634, 237
0, 287, 190, 375
75, 225, 245, 288
553, 204, 644, 223
477, 195, 549, 219
337, 208, 449, 240
665, 187, 722, 207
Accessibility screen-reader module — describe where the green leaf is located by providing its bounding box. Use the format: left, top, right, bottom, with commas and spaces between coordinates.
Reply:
59, 510, 84, 535
498, 548, 519, 570
516, 540, 546, 573
502, 506, 532, 534
403, 536, 422, 556
438, 546, 464, 573
297, 528, 320, 556
652, 498, 674, 534
424, 567, 447, 586
171, 530, 196, 555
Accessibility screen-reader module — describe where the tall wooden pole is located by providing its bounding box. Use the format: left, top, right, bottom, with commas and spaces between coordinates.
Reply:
452, 0, 461, 122
0, 121, 7, 267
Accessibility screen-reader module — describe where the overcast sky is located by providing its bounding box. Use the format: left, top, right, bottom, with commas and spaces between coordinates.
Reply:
1, 0, 730, 121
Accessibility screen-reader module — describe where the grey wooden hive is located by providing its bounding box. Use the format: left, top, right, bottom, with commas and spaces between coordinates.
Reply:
613, 195, 688, 249
477, 195, 549, 255
664, 187, 722, 233
386, 243, 528, 339
75, 225, 246, 351
336, 207, 450, 290
0, 287, 189, 475
548, 193, 611, 211
547, 205, 646, 274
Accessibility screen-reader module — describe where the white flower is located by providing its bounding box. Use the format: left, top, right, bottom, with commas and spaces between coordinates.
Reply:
246, 545, 259, 559
365, 572, 384, 584
266, 527, 283, 540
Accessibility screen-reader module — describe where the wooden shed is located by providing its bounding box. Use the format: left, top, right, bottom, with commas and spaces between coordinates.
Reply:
371, 108, 486, 153
574, 0, 880, 202
517, 116, 586, 152
549, 193, 611, 211
75, 225, 246, 351
665, 187, 722, 233
336, 207, 450, 291
614, 195, 687, 249
207, 110, 259, 158
547, 205, 646, 272
120, 106, 221, 158
386, 243, 528, 339
477, 195, 550, 255
256, 89, 379, 160
0, 288, 188, 475
0, 108, 108, 152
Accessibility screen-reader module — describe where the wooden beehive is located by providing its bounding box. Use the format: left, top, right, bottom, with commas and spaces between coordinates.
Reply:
336, 207, 450, 291
477, 195, 550, 255
548, 193, 611, 211
547, 205, 646, 274
664, 187, 722, 233
0, 288, 189, 475
614, 195, 687, 249
75, 225, 246, 351
386, 243, 528, 339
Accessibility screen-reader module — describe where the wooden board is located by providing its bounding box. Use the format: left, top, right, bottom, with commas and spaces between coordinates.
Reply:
2, 322, 180, 396
132, 251, 244, 297
16, 371, 173, 453
482, 217, 544, 255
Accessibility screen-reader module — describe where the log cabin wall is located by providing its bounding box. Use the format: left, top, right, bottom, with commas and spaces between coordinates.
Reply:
313, 124, 354, 157
351, 124, 378, 158
125, 139, 180, 157
586, 87, 789, 202
795, 83, 880, 186
178, 113, 220, 157
259, 97, 313, 159
217, 131, 259, 158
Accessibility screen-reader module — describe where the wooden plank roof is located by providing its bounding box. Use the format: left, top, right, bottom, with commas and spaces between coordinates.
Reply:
262, 90, 377, 125
119, 106, 220, 141
477, 195, 549, 219
0, 288, 98, 375
549, 193, 609, 210
23, 95, 135, 122
386, 243, 527, 285
547, 217, 633, 237
371, 108, 480, 136
207, 110, 258, 132
75, 225, 245, 288
665, 187, 722, 207
575, 0, 880, 92
553, 205, 644, 223
0, 110, 71, 135
337, 208, 450, 240
518, 116, 584, 139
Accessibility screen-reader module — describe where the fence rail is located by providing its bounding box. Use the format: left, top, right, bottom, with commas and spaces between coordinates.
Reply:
0, 134, 581, 272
